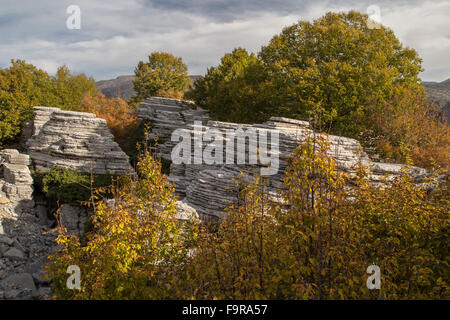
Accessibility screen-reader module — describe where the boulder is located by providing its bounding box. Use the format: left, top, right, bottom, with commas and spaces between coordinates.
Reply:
0, 273, 37, 298
3, 248, 25, 260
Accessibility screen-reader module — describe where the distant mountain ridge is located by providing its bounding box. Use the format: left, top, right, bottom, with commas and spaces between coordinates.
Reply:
423, 78, 450, 120
96, 75, 202, 100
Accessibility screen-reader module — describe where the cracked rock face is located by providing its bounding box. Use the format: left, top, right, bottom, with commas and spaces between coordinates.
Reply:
26, 106, 133, 175
0, 149, 57, 300
137, 97, 427, 220
59, 204, 90, 237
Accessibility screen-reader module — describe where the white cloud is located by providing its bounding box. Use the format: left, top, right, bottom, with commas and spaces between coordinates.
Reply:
0, 0, 448, 81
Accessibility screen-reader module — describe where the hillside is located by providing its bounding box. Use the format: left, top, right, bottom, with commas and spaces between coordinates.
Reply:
96, 75, 136, 99
424, 78, 450, 119
96, 75, 202, 99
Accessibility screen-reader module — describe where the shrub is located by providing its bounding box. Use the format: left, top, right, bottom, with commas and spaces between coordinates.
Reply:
45, 137, 449, 300
183, 137, 449, 299
45, 150, 194, 299
34, 168, 117, 207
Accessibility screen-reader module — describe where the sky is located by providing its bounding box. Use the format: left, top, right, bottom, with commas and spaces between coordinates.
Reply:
0, 0, 449, 82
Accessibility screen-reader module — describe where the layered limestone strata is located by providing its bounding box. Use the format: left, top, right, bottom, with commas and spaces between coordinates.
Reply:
26, 107, 133, 175
136, 97, 209, 159
0, 149, 34, 216
137, 98, 427, 220
0, 149, 56, 300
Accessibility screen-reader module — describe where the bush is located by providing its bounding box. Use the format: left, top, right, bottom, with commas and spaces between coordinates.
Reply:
34, 168, 117, 207
45, 137, 449, 300
45, 150, 192, 299
183, 137, 449, 299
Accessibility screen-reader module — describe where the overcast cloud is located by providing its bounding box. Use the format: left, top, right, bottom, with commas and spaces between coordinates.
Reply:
0, 0, 449, 81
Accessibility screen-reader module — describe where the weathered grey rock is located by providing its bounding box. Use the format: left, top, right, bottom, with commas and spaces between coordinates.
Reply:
0, 153, 58, 300
138, 97, 428, 220
26, 106, 133, 175
0, 236, 14, 246
3, 164, 33, 185
3, 248, 25, 260
0, 244, 7, 255
0, 150, 34, 216
37, 286, 52, 299
35, 205, 49, 226
0, 273, 37, 298
137, 97, 209, 160
0, 149, 31, 166
175, 199, 200, 221
59, 204, 90, 237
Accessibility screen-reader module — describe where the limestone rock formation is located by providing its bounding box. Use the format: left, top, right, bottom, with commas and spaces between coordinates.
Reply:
26, 107, 133, 175
137, 97, 427, 220
59, 204, 90, 237
0, 149, 57, 300
0, 149, 34, 216
136, 97, 209, 159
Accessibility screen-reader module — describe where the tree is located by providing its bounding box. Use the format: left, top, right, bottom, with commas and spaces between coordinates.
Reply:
190, 11, 424, 138
259, 11, 424, 137
80, 92, 139, 146
52, 65, 97, 111
133, 52, 191, 102
365, 88, 450, 170
186, 48, 271, 123
0, 60, 97, 146
0, 60, 55, 146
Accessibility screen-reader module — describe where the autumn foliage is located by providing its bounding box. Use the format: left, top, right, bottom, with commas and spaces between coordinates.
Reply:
45, 146, 193, 299
368, 89, 450, 170
182, 137, 448, 299
80, 92, 139, 146
46, 137, 449, 300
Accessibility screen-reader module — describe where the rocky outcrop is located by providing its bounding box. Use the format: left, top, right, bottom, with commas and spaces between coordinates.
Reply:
137, 97, 427, 220
0, 149, 57, 300
136, 97, 209, 159
26, 107, 133, 175
59, 204, 90, 237
0, 149, 34, 216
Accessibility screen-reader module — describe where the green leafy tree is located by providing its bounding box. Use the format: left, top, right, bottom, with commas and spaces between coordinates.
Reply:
187, 48, 271, 123
190, 11, 424, 138
0, 60, 97, 146
133, 52, 191, 102
0, 60, 55, 146
259, 11, 424, 136
52, 65, 97, 111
